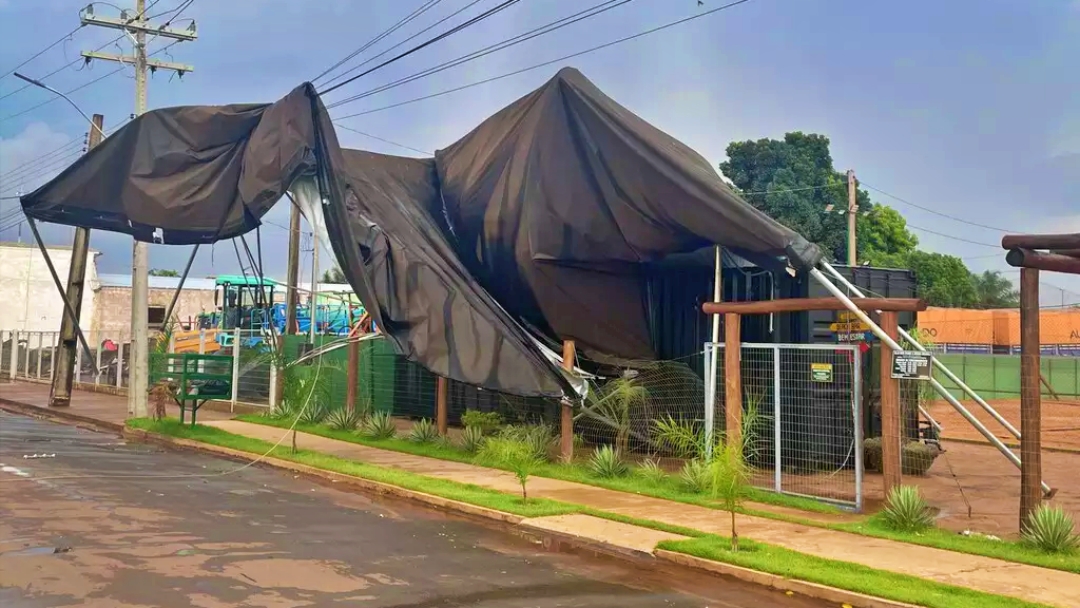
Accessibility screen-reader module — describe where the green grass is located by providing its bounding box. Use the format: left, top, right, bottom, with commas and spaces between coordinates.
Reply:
236, 415, 1080, 575
237, 414, 840, 516
659, 536, 1054, 608
130, 418, 1048, 608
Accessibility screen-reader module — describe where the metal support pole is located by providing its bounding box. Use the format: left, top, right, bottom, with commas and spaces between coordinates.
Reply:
810, 266, 1052, 495
161, 243, 200, 329
23, 332, 30, 379
10, 330, 18, 380
705, 246, 722, 449
116, 342, 124, 389
853, 346, 864, 512
36, 333, 43, 379
231, 327, 241, 412
772, 345, 782, 493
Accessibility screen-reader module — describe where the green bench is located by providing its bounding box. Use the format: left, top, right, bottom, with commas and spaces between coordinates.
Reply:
151, 353, 233, 425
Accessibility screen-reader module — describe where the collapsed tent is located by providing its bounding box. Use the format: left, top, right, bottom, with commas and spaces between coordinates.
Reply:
21, 67, 821, 398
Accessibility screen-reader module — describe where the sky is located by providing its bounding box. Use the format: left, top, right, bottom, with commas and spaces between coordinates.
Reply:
1, 0, 1078, 300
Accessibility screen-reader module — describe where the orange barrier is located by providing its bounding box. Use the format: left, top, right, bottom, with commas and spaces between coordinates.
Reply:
171, 329, 221, 354
918, 307, 1080, 346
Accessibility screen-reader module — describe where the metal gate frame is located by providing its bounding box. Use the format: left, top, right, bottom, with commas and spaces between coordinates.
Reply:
705, 341, 863, 511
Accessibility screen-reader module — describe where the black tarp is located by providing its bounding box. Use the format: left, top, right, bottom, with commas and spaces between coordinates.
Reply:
21, 68, 821, 397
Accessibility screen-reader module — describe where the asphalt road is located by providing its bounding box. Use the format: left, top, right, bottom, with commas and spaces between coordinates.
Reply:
0, 412, 826, 608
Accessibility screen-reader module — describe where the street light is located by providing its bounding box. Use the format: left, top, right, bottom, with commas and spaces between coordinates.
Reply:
13, 72, 107, 141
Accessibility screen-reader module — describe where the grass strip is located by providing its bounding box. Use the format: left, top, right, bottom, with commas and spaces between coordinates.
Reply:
238, 415, 1080, 575
133, 418, 1052, 608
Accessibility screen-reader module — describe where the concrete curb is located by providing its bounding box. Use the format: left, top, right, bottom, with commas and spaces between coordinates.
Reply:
0, 396, 123, 433
124, 425, 929, 608
655, 550, 922, 608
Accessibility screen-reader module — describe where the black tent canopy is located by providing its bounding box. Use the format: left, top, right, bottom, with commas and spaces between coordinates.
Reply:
21, 67, 821, 398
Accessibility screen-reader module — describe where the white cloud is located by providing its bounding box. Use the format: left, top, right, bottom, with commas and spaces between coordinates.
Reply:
0, 122, 73, 196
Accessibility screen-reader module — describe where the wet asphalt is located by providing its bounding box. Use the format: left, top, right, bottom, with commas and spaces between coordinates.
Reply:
0, 412, 827, 607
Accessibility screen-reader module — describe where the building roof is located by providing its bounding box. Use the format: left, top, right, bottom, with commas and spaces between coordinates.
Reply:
0, 241, 99, 254
97, 273, 217, 291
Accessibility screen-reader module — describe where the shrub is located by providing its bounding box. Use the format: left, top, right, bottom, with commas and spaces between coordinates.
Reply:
477, 436, 543, 502
360, 411, 397, 440
635, 458, 668, 484
461, 410, 503, 435
881, 485, 935, 532
864, 438, 941, 476
588, 445, 628, 478
1023, 504, 1080, 554
680, 458, 710, 494
408, 418, 440, 444
499, 424, 556, 462
297, 402, 328, 425
458, 425, 486, 454
326, 406, 362, 431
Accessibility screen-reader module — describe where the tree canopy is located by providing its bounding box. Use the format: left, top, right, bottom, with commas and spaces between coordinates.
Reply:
320, 266, 347, 283
148, 268, 179, 277
971, 270, 1019, 309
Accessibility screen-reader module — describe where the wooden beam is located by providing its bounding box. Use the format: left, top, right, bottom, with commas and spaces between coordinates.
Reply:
1006, 248, 1080, 275
560, 340, 576, 463
1001, 233, 1080, 251
436, 376, 448, 436
703, 297, 926, 315
724, 313, 742, 447
879, 311, 902, 496
1049, 249, 1080, 259
1019, 267, 1043, 530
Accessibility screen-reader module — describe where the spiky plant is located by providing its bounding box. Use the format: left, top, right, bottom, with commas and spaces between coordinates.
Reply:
360, 411, 397, 440
326, 406, 362, 431
880, 486, 935, 533
635, 458, 668, 485
297, 401, 328, 425
476, 436, 543, 502
588, 445, 628, 478
679, 458, 711, 494
458, 425, 486, 454
499, 424, 556, 462
1023, 504, 1080, 554
408, 418, 440, 444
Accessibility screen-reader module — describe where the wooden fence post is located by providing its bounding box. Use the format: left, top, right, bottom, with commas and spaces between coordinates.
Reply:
1019, 267, 1043, 529
347, 336, 359, 414
879, 311, 902, 495
724, 313, 742, 446
436, 376, 448, 436
560, 340, 576, 462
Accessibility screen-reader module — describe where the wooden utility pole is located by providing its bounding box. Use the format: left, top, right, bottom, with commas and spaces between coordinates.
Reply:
284, 205, 301, 335
80, 1, 196, 418
846, 169, 858, 267
436, 376, 448, 436
49, 114, 105, 408
1019, 267, 1043, 529
724, 313, 742, 446
560, 340, 576, 462
879, 311, 902, 495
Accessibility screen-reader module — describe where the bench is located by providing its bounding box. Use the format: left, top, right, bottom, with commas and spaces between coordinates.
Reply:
150, 353, 233, 425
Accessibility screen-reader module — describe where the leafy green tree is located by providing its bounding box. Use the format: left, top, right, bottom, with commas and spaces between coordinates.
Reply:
149, 268, 179, 277
858, 205, 919, 266
904, 251, 977, 308
320, 265, 347, 283
971, 270, 1019, 309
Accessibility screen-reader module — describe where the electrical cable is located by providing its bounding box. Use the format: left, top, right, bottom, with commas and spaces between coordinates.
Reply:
0, 25, 85, 81
318, 0, 525, 97
0, 34, 127, 103
0, 118, 128, 182
905, 223, 1002, 248
333, 123, 433, 155
312, 0, 445, 85
324, 0, 635, 111
861, 182, 1011, 233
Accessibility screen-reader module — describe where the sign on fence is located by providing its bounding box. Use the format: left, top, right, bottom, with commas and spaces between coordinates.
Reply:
810, 362, 833, 382
891, 351, 933, 380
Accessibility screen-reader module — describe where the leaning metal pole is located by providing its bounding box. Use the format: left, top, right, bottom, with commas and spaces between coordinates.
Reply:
161, 244, 200, 330
809, 265, 1051, 495
821, 261, 1020, 439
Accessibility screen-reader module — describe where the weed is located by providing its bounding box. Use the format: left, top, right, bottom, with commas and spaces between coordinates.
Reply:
588, 445, 628, 478
477, 436, 543, 502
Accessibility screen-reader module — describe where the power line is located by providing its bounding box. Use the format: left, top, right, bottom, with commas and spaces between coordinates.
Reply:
0, 119, 127, 183
318, 0, 525, 97
325, 0, 636, 111
906, 223, 1002, 248
333, 0, 755, 119
862, 182, 1011, 233
0, 149, 86, 195
334, 123, 433, 155
313, 0, 445, 85
0, 25, 85, 81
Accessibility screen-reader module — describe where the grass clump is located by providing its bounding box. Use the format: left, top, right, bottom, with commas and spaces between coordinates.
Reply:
880, 485, 935, 533
360, 411, 397, 440
1023, 504, 1080, 554
408, 418, 440, 444
587, 445, 627, 478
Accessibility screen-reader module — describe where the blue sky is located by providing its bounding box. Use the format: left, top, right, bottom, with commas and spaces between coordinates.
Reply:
1, 0, 1078, 298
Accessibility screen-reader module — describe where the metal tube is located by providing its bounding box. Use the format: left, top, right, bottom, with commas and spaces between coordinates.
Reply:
853, 345, 864, 512
772, 344, 782, 493
810, 266, 1052, 495
161, 244, 200, 329
821, 261, 1018, 439
706, 246, 722, 453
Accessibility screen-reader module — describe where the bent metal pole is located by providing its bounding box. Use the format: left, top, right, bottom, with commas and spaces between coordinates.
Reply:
820, 261, 1021, 440
809, 265, 1051, 495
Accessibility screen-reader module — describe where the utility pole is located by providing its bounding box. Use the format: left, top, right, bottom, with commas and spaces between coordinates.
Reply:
284, 205, 301, 335
49, 114, 105, 408
79, 1, 196, 417
846, 169, 858, 267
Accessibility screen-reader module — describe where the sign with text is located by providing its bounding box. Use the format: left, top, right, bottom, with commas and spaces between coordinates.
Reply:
810, 362, 833, 382
891, 351, 933, 380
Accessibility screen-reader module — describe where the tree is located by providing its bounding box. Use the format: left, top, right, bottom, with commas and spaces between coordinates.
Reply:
320, 266, 347, 283
149, 268, 179, 277
720, 132, 917, 263
904, 251, 977, 308
971, 270, 1019, 309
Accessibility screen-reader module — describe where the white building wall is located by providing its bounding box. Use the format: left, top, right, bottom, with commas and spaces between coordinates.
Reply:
0, 244, 99, 333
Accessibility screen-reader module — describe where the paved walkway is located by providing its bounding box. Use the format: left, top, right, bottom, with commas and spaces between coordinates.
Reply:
2, 381, 1078, 607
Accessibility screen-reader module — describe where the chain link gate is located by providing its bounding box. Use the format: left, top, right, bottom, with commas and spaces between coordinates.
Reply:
705, 342, 863, 510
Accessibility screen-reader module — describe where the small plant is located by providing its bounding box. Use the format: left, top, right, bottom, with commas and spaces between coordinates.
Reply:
297, 402, 328, 425
477, 436, 544, 502
1022, 504, 1080, 554
408, 418, 440, 444
326, 406, 362, 431
458, 425, 486, 454
461, 410, 503, 435
584, 376, 647, 454
360, 411, 397, 440
679, 458, 711, 494
635, 458, 668, 485
588, 445, 628, 478
881, 485, 935, 533
499, 424, 556, 462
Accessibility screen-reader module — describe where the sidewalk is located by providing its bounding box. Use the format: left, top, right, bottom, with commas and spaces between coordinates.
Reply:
2, 381, 1077, 607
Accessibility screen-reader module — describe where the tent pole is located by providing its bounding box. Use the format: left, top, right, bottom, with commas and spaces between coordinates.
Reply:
161, 244, 199, 330
810, 265, 1051, 495
25, 217, 97, 372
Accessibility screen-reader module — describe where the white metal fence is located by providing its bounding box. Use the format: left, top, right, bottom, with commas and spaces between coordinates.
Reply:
704, 342, 863, 510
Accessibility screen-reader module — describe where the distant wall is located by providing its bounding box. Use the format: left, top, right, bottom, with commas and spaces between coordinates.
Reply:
0, 244, 98, 333
91, 285, 215, 338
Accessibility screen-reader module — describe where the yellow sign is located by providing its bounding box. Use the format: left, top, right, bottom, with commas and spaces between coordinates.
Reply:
829, 321, 871, 332
836, 311, 860, 322
811, 363, 833, 382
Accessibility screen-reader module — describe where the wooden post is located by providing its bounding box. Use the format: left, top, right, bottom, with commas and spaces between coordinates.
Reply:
347, 336, 359, 414
436, 376, 448, 436
879, 311, 902, 495
1019, 267, 1043, 530
724, 313, 742, 446
560, 340, 576, 462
